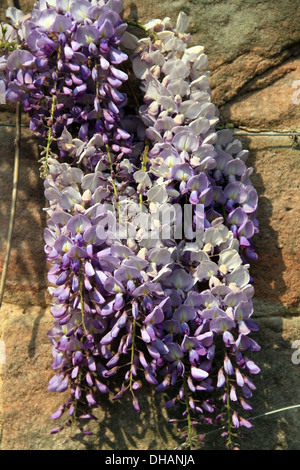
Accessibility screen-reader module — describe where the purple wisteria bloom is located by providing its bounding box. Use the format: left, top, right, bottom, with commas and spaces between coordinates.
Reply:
1, 0, 260, 449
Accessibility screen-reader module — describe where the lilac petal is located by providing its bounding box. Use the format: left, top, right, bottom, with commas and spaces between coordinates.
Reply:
227, 207, 248, 227
187, 376, 196, 392
181, 335, 198, 352
191, 366, 209, 380
164, 398, 177, 409
240, 236, 251, 247
173, 305, 196, 323
51, 352, 64, 369
230, 385, 238, 401
138, 351, 149, 369
224, 356, 234, 376
51, 14, 72, 33
245, 357, 261, 374
56, 375, 69, 393
232, 411, 240, 428
100, 300, 115, 316
71, 366, 79, 379
88, 356, 96, 372
66, 214, 91, 235
201, 306, 226, 320
110, 66, 128, 83
99, 19, 115, 39
171, 163, 193, 183
189, 190, 199, 205
187, 173, 208, 192
5, 83, 24, 102
144, 306, 164, 325
51, 406, 64, 420
243, 187, 258, 213
132, 395, 140, 412
240, 398, 253, 411
141, 327, 151, 343
212, 186, 227, 204
70, 1, 94, 22
111, 323, 121, 339
201, 401, 214, 413
224, 158, 246, 177
156, 377, 171, 392
50, 427, 64, 434
78, 413, 97, 420
132, 282, 159, 297
235, 368, 245, 387
110, 48, 127, 65
104, 277, 125, 294
240, 418, 253, 428
100, 331, 114, 345
145, 369, 158, 385
172, 130, 199, 153
36, 35, 56, 54
146, 344, 160, 359
242, 384, 253, 399
74, 83, 87, 96
217, 367, 225, 388
64, 45, 74, 60
210, 316, 235, 334
6, 49, 34, 71
95, 379, 109, 394
66, 245, 87, 259
223, 330, 235, 346
48, 374, 62, 392
113, 293, 125, 311
86, 372, 94, 386
106, 353, 120, 368
164, 342, 184, 362
114, 265, 140, 284
132, 301, 139, 320
75, 385, 81, 400
224, 181, 247, 204
73, 351, 83, 366
86, 393, 98, 406
50, 304, 68, 319
197, 261, 218, 282
238, 220, 255, 239
85, 261, 95, 277
132, 381, 140, 390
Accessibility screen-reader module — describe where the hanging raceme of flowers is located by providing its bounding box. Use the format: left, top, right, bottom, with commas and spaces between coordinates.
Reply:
0, 0, 260, 449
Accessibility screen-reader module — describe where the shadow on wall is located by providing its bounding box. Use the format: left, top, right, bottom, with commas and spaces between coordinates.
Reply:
216, 121, 300, 449
61, 383, 179, 451
0, 119, 48, 308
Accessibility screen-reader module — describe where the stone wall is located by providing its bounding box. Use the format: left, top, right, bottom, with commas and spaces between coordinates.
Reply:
0, 0, 300, 450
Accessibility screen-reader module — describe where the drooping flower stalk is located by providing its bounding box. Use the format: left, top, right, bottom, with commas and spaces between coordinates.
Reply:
42, 43, 61, 177
138, 141, 149, 208
125, 10, 260, 447
79, 270, 88, 336
128, 316, 137, 394
183, 376, 194, 450
0, 0, 260, 448
225, 371, 233, 449
106, 143, 120, 217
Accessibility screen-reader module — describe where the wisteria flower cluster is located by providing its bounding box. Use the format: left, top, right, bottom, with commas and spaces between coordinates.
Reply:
1, 0, 260, 449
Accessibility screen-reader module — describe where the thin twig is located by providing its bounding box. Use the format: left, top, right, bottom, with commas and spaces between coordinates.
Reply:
0, 122, 299, 136
0, 103, 21, 308
172, 404, 300, 449
0, 0, 22, 308
0, 123, 27, 128
233, 132, 300, 137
